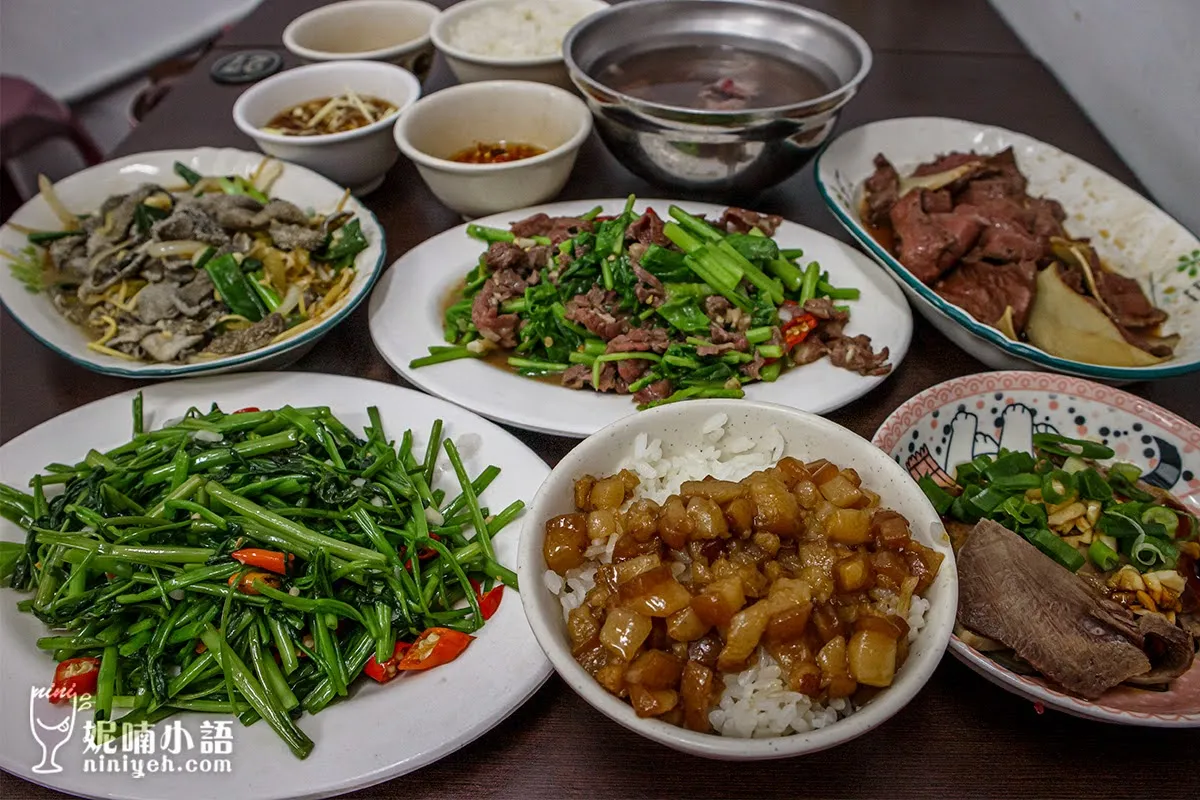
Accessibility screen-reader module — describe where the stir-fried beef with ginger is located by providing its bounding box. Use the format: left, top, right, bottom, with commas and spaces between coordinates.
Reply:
416, 200, 891, 409
6, 161, 368, 364
862, 149, 1176, 363
543, 458, 942, 731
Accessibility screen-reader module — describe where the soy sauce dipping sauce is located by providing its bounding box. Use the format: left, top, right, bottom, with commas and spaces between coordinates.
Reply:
448, 141, 547, 164
593, 43, 833, 111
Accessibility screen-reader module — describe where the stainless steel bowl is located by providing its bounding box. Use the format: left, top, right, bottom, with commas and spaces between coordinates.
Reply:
563, 0, 872, 196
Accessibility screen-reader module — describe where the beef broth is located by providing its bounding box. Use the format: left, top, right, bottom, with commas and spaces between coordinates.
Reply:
593, 44, 832, 111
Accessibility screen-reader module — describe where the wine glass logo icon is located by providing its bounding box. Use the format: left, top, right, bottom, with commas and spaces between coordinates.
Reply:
29, 686, 77, 774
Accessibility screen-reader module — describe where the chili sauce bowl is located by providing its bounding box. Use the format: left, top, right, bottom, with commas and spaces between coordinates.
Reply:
393, 79, 592, 218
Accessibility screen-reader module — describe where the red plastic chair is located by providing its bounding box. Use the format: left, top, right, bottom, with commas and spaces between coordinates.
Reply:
0, 76, 103, 166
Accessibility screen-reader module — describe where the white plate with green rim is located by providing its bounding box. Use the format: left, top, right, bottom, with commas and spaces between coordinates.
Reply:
815, 116, 1200, 381
0, 148, 386, 379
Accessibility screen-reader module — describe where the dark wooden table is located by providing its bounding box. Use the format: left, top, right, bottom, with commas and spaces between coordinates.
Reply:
2, 2, 1197, 798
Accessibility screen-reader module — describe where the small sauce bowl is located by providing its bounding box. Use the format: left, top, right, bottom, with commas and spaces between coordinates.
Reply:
233, 60, 422, 195
283, 0, 441, 82
393, 80, 592, 218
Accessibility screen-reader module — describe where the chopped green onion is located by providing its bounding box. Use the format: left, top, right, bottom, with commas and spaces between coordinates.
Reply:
918, 476, 954, 515
1141, 506, 1179, 538
1041, 470, 1077, 505
1087, 538, 1121, 571
1032, 432, 1115, 460
1025, 529, 1085, 572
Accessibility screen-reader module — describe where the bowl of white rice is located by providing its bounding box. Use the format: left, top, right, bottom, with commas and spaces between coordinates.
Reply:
517, 399, 957, 759
431, 0, 610, 90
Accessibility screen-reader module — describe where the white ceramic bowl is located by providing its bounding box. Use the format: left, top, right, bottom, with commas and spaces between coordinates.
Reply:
393, 80, 592, 218
0, 148, 386, 379
232, 60, 421, 195
516, 399, 958, 759
431, 0, 609, 91
283, 0, 441, 81
815, 116, 1200, 382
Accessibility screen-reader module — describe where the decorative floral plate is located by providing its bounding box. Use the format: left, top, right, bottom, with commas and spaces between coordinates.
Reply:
873, 370, 1200, 726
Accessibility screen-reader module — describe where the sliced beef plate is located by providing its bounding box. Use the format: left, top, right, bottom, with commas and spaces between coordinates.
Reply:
1027, 197, 1067, 239
934, 259, 1037, 331
911, 152, 983, 177
889, 192, 983, 283
956, 519, 1195, 698
863, 154, 901, 227
1093, 269, 1168, 330
969, 217, 1044, 264
921, 189, 953, 214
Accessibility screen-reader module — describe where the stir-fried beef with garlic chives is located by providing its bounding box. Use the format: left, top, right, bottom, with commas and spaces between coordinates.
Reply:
3, 160, 369, 364
412, 200, 890, 409
0, 397, 523, 758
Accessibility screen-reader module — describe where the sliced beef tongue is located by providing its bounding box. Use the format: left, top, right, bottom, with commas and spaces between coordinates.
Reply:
1123, 612, 1196, 686
889, 191, 983, 283
470, 268, 527, 348
564, 287, 630, 340
863, 154, 901, 227
957, 519, 1162, 699
934, 259, 1037, 332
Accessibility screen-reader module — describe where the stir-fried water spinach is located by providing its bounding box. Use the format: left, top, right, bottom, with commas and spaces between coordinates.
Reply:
411, 201, 892, 408
0, 397, 523, 758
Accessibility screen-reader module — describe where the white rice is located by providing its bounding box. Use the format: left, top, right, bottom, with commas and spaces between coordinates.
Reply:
547, 414, 934, 738
445, 0, 602, 59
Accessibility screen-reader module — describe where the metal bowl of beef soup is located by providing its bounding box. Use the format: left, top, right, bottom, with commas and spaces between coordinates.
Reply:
562, 0, 871, 196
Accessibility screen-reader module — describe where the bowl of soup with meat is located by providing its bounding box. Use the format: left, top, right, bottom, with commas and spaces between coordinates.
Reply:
562, 0, 871, 196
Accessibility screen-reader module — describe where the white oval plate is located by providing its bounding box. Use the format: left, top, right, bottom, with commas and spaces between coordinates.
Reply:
0, 149, 387, 379
815, 116, 1200, 381
0, 373, 552, 800
369, 198, 912, 438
